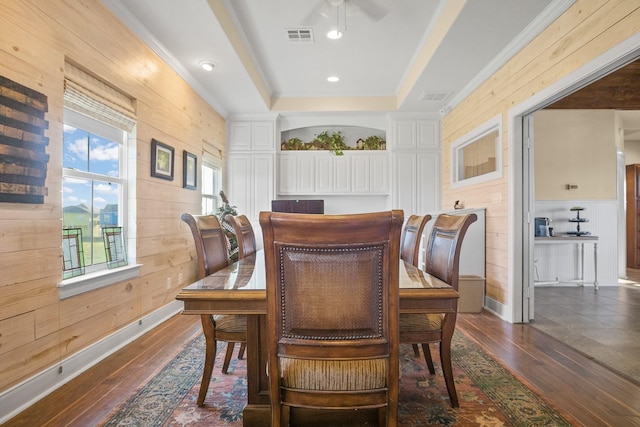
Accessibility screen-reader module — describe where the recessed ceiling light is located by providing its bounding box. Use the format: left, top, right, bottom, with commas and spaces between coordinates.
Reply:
199, 60, 216, 71
327, 29, 342, 40
327, 76, 340, 83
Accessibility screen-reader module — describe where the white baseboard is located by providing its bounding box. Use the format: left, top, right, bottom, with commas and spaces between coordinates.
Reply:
0, 301, 183, 424
483, 296, 508, 321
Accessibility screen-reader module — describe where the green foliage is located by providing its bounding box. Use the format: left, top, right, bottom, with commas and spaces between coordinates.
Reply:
363, 135, 385, 150
281, 132, 385, 155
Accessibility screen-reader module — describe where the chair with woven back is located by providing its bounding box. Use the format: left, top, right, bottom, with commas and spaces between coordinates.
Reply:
399, 214, 432, 359
180, 213, 247, 407
225, 214, 257, 260
260, 210, 404, 427
399, 213, 477, 408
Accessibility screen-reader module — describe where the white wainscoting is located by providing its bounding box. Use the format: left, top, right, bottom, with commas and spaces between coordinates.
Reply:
534, 200, 618, 286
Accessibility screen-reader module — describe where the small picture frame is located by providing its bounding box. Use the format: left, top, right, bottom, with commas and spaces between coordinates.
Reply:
183, 150, 197, 190
151, 139, 174, 180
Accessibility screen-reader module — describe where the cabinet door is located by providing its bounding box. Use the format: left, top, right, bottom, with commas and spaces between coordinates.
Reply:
229, 122, 252, 151
315, 155, 334, 193
351, 155, 370, 193
278, 154, 298, 194
417, 120, 440, 149
416, 152, 441, 213
227, 155, 252, 214
392, 153, 418, 215
369, 154, 388, 194
251, 154, 275, 220
298, 155, 315, 193
334, 155, 351, 193
252, 122, 275, 150
394, 121, 416, 149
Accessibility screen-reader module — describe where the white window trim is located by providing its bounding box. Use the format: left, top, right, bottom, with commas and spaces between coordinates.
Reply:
60, 104, 138, 296
450, 114, 503, 188
58, 264, 141, 299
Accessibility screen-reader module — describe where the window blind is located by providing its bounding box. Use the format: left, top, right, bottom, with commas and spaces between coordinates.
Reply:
63, 61, 136, 131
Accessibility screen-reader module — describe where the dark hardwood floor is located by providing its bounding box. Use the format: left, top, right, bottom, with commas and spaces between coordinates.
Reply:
5, 311, 640, 426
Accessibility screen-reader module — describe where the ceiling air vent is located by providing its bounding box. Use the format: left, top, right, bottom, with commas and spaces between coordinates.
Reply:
286, 29, 314, 43
418, 91, 452, 102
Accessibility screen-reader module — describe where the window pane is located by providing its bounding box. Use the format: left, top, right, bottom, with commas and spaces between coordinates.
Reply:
202, 165, 214, 195
63, 126, 89, 171
63, 177, 93, 266
63, 177, 120, 266
89, 134, 120, 177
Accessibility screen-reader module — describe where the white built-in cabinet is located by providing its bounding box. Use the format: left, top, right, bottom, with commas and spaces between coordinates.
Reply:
277, 151, 388, 195
226, 116, 441, 219
227, 153, 274, 221
227, 119, 276, 221
391, 118, 441, 215
228, 121, 275, 151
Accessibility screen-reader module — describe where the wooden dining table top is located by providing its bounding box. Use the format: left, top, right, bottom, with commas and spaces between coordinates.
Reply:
176, 249, 459, 315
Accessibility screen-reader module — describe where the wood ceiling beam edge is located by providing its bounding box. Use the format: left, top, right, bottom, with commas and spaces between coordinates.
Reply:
396, 0, 467, 106
271, 96, 398, 112
207, 0, 272, 110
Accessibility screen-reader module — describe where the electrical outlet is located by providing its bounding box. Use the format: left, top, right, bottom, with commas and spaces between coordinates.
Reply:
178, 273, 183, 284
166, 277, 172, 289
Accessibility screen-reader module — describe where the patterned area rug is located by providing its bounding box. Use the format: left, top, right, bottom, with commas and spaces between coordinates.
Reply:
99, 331, 576, 426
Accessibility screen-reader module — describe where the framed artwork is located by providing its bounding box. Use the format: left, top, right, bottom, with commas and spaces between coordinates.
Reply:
151, 138, 174, 180
102, 227, 128, 269
62, 228, 85, 279
183, 150, 197, 190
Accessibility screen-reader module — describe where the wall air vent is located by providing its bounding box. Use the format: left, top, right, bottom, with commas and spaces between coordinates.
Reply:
418, 91, 452, 102
286, 29, 314, 43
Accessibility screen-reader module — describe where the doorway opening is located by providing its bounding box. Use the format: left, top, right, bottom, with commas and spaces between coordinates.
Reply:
510, 34, 640, 324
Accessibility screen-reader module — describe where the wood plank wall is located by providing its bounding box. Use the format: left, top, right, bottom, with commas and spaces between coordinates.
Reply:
0, 0, 225, 392
441, 0, 640, 306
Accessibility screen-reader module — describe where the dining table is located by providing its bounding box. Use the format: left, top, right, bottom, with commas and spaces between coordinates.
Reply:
176, 249, 459, 426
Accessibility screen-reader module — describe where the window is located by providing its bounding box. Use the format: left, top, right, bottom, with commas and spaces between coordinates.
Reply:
59, 62, 138, 298
201, 154, 222, 214
451, 114, 502, 188
63, 109, 125, 272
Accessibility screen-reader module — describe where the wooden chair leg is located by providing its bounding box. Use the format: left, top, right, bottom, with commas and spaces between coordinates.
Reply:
440, 315, 459, 408
421, 343, 436, 374
412, 343, 420, 357
198, 315, 216, 406
221, 342, 235, 374
238, 342, 246, 360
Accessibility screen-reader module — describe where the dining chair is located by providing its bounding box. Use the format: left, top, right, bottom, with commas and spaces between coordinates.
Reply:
225, 214, 257, 260
399, 214, 432, 360
180, 213, 247, 407
399, 213, 477, 408
260, 210, 404, 427
400, 214, 432, 267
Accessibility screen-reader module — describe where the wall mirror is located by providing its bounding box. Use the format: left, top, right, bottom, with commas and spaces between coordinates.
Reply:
451, 114, 502, 187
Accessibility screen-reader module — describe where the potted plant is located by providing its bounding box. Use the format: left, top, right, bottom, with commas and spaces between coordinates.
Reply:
363, 135, 385, 150
315, 131, 347, 156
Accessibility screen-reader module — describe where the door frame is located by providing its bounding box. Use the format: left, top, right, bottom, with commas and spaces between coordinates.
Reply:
508, 34, 640, 323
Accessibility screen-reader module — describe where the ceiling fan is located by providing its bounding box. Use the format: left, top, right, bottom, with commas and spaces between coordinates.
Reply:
303, 0, 390, 27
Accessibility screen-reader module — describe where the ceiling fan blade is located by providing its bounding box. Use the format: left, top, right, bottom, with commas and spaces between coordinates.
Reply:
348, 0, 389, 22
302, 0, 331, 26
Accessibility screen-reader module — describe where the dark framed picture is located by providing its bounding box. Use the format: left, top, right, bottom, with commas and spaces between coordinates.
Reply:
183, 150, 197, 190
151, 139, 174, 180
